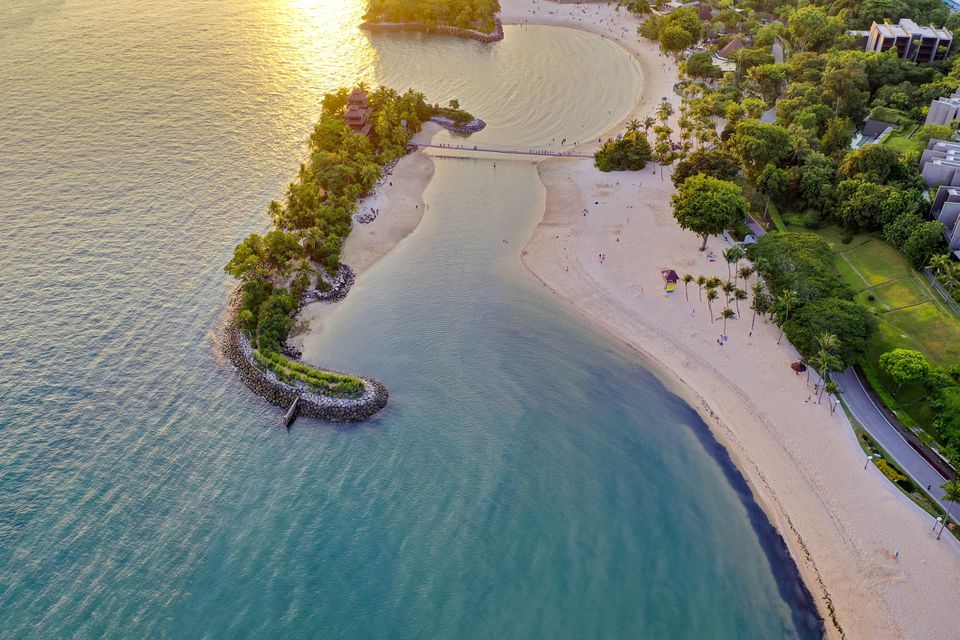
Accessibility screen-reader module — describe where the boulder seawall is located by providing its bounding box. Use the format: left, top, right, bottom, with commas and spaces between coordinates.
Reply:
222, 289, 388, 422
429, 115, 486, 134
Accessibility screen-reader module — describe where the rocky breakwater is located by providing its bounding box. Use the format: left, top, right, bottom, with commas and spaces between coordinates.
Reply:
429, 115, 486, 135
360, 17, 504, 43
222, 288, 388, 423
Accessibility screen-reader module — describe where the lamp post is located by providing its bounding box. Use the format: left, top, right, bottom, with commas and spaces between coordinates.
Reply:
864, 453, 881, 470
933, 516, 943, 532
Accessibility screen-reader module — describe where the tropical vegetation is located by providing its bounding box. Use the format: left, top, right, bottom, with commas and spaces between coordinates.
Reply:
628, 0, 960, 468
364, 0, 500, 32
225, 85, 467, 396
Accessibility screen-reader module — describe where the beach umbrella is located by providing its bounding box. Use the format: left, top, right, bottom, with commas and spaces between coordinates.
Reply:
791, 362, 807, 373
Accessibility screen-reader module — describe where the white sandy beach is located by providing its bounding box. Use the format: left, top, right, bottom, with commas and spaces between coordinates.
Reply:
290, 125, 437, 350
503, 1, 960, 638
293, 2, 960, 637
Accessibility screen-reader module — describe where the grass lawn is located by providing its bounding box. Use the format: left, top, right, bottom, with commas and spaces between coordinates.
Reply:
882, 128, 923, 154
804, 226, 960, 432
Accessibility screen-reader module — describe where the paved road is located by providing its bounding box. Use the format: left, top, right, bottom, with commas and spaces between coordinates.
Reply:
835, 367, 958, 528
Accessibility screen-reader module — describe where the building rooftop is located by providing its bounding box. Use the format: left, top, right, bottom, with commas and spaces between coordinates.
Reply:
716, 37, 744, 59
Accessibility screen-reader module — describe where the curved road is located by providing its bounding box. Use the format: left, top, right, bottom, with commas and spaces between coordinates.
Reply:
835, 367, 959, 536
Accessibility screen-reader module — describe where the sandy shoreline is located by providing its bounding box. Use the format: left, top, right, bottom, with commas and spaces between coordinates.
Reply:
506, 2, 960, 638
290, 124, 438, 351
291, 2, 960, 636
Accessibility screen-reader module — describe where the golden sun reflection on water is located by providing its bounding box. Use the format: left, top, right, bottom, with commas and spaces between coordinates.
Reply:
266, 0, 377, 91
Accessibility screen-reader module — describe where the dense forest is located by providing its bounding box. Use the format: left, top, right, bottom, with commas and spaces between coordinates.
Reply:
364, 0, 501, 32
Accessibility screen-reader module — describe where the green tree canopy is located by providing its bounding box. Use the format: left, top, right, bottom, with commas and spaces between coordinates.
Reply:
726, 120, 792, 180
748, 232, 854, 303
684, 51, 722, 80
671, 149, 740, 186
903, 221, 948, 269
783, 298, 878, 367
879, 349, 930, 394
671, 175, 749, 250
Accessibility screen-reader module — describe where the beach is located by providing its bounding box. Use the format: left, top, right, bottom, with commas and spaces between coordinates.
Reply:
290, 125, 437, 350
502, 1, 960, 638
290, 2, 960, 637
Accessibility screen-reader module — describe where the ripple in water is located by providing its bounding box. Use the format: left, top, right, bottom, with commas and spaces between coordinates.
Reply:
0, 1, 820, 638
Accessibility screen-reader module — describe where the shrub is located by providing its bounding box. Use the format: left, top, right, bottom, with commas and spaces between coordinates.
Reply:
254, 350, 364, 398
875, 458, 908, 484
783, 298, 878, 367
594, 133, 653, 171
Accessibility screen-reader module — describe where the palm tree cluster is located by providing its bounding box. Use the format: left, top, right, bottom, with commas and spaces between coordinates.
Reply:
683, 250, 758, 335
682, 255, 845, 409
928, 254, 960, 303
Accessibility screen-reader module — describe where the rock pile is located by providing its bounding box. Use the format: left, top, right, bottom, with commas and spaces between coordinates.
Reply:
222, 290, 388, 423
429, 116, 487, 134
304, 264, 355, 304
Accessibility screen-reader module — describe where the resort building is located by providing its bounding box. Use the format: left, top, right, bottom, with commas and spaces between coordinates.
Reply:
929, 187, 960, 252
922, 139, 960, 252
712, 37, 744, 73
859, 19, 952, 63
925, 89, 960, 126
343, 88, 373, 138
919, 138, 960, 187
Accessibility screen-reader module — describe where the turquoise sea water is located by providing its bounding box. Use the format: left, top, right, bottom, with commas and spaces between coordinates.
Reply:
0, 1, 821, 638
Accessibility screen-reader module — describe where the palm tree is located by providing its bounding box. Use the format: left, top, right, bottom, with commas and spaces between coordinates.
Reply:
682, 274, 694, 302
734, 288, 747, 316
825, 381, 840, 413
750, 281, 768, 332
927, 254, 950, 278
813, 350, 842, 402
816, 332, 840, 357
643, 116, 656, 133
775, 290, 800, 345
721, 281, 736, 304
812, 333, 842, 402
719, 307, 735, 335
706, 288, 719, 323
739, 265, 754, 287
944, 263, 960, 295
656, 101, 674, 125
722, 247, 740, 283
938, 479, 960, 540
696, 275, 706, 302
626, 118, 642, 134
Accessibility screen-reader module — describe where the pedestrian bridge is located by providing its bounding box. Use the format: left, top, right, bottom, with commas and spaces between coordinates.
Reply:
414, 141, 593, 158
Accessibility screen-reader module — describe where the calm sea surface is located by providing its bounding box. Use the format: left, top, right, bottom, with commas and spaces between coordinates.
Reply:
0, 1, 821, 637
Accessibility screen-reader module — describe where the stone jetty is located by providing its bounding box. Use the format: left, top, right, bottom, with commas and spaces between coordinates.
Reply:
222, 288, 388, 423
429, 115, 487, 134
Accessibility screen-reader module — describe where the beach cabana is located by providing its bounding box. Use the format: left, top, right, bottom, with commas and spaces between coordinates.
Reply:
661, 269, 680, 293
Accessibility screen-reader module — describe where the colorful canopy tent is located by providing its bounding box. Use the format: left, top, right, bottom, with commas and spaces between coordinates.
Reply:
661, 269, 680, 292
